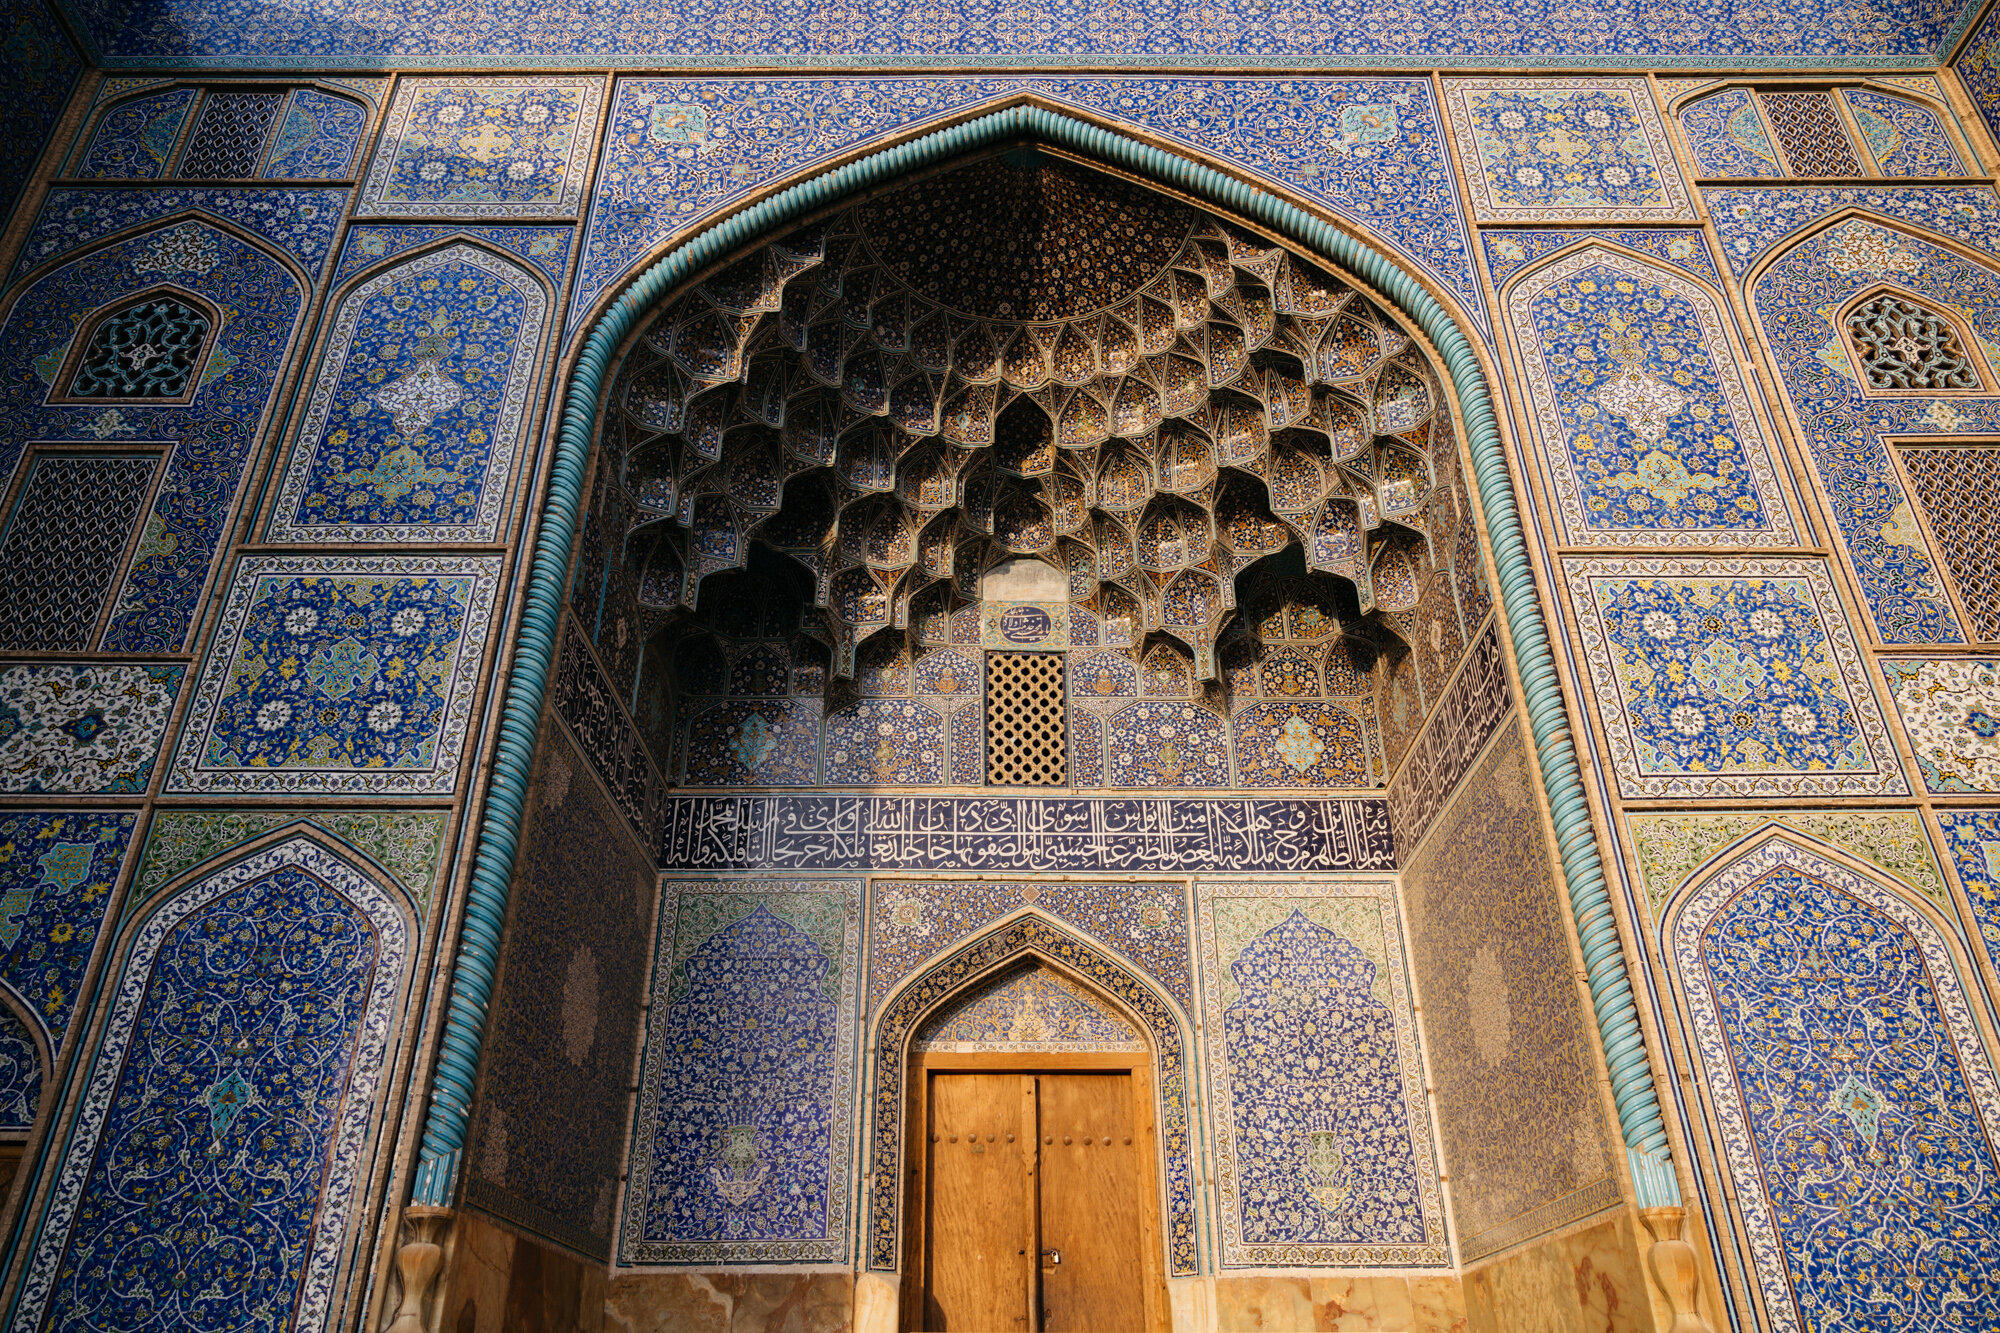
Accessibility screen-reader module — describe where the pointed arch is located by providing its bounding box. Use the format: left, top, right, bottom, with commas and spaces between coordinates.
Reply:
0, 990, 52, 1138
41, 282, 224, 407
10, 834, 412, 1333
867, 910, 1195, 1276
1664, 831, 2000, 1333
1836, 281, 1993, 396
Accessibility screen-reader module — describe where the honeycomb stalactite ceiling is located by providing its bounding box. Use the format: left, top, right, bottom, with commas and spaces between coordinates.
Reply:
609, 149, 1451, 678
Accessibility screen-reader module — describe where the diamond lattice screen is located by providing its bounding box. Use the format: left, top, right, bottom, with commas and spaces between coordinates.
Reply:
985, 652, 1067, 787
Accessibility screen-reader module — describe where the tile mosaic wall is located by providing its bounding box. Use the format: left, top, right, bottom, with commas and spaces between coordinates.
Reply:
1562, 556, 1906, 799
1386, 620, 1509, 853
0, 812, 137, 1054
1505, 246, 1798, 547
466, 721, 658, 1262
10, 837, 408, 1333
1440, 78, 1691, 224
0, 664, 183, 794
1882, 658, 2000, 793
1627, 809, 1946, 922
1, 220, 312, 652
1482, 226, 1721, 289
1195, 881, 1446, 1267
1398, 720, 1620, 1263
1937, 810, 2000, 976
0, 1007, 42, 1134
0, 453, 162, 653
1708, 186, 2000, 278
12, 186, 346, 284
270, 243, 549, 544
1677, 88, 1784, 179
166, 553, 502, 795
1669, 835, 2000, 1333
1954, 0, 2000, 154
912, 962, 1144, 1051
1841, 88, 1965, 177
1749, 220, 2000, 643
360, 77, 605, 219
552, 615, 666, 848
622, 878, 860, 1265
1, 0, 80, 231
331, 224, 573, 290
74, 88, 198, 181
132, 808, 449, 913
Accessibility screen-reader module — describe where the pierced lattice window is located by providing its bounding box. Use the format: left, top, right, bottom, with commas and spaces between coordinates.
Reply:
0, 453, 159, 652
60, 296, 213, 401
986, 652, 1067, 786
1761, 92, 1863, 178
1846, 295, 1981, 392
178, 92, 283, 178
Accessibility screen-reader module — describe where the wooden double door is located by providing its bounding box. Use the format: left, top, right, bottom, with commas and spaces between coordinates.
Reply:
908, 1061, 1164, 1333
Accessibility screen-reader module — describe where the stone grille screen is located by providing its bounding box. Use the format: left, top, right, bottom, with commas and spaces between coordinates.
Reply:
986, 651, 1067, 787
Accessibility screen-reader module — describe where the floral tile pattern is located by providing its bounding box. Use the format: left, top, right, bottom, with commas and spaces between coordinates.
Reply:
359, 77, 604, 219
73, 88, 197, 181
1196, 881, 1446, 1267
1882, 659, 2000, 794
0, 1007, 41, 1133
166, 554, 502, 795
1676, 88, 1783, 179
331, 224, 573, 290
0, 664, 183, 794
10, 186, 346, 285
1440, 78, 1691, 223
1953, 1, 2000, 155
1670, 835, 2000, 1333
269, 244, 549, 543
10, 837, 407, 1333
131, 808, 448, 912
912, 962, 1144, 1051
1482, 226, 1720, 289
1, 0, 80, 234
1708, 185, 2000, 276
1840, 88, 1965, 177
0, 811, 137, 1052
1936, 810, 2000, 974
1508, 246, 1797, 547
1627, 808, 1946, 920
1563, 557, 1906, 799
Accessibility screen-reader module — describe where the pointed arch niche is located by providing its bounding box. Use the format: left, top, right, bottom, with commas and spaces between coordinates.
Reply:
1664, 832, 2000, 1333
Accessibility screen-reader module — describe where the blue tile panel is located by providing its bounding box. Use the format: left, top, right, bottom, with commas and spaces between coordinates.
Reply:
1, 0, 80, 231
1671, 836, 2000, 1333
914, 963, 1143, 1048
0, 665, 184, 794
359, 77, 604, 219
1199, 888, 1447, 1267
1505, 246, 1797, 547
466, 723, 659, 1261
1482, 227, 1721, 289
269, 244, 549, 544
0, 1007, 41, 1133
10, 838, 408, 1333
0, 812, 137, 1053
1, 220, 311, 653
1677, 89, 1783, 179
1954, 0, 2000, 156
166, 554, 503, 795
660, 795, 1394, 871
1750, 220, 2000, 642
1440, 78, 1691, 223
1881, 659, 2000, 794
78, 0, 1975, 67
266, 89, 369, 179
11, 187, 347, 286
1562, 557, 1907, 800
623, 882, 860, 1264
1937, 810, 2000, 973
1707, 185, 2000, 277
75, 89, 199, 180
1840, 89, 1965, 177
575, 78, 1482, 341
331, 224, 573, 290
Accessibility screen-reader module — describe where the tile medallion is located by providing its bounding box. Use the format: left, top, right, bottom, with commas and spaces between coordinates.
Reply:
1196, 881, 1447, 1267
1626, 808, 1947, 920
1669, 834, 2000, 1333
0, 811, 137, 1052
166, 554, 502, 795
268, 244, 549, 543
1508, 246, 1797, 547
576, 78, 1483, 339
0, 664, 183, 794
1562, 556, 1907, 799
912, 962, 1145, 1052
1440, 78, 1691, 224
1882, 658, 2000, 794
359, 77, 604, 219
8, 837, 407, 1333
623, 878, 861, 1265
1936, 809, 2000, 974
661, 795, 1394, 872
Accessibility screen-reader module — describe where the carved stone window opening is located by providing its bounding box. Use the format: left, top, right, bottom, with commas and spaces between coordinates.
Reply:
57, 294, 214, 402
1845, 294, 1982, 393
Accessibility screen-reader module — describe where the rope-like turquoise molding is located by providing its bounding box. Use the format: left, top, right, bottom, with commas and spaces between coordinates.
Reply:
412, 103, 1679, 1211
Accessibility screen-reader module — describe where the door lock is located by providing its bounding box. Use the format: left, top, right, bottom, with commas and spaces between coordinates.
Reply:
1040, 1248, 1062, 1267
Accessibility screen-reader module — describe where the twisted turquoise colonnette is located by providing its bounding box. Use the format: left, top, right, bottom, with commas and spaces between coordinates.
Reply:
412, 104, 1679, 1212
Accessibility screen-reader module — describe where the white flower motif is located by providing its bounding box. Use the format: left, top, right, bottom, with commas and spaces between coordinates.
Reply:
285, 607, 319, 635
256, 701, 293, 732
436, 104, 466, 124
1749, 609, 1784, 639
1498, 109, 1528, 130
1671, 704, 1707, 737
1601, 165, 1632, 187
507, 160, 536, 180
367, 700, 403, 733
521, 103, 551, 124
1515, 166, 1545, 188
1583, 107, 1613, 129
1643, 610, 1678, 640
1780, 703, 1818, 736
420, 161, 447, 181
392, 607, 426, 637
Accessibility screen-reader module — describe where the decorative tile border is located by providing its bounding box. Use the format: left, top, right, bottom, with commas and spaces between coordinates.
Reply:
553, 614, 665, 849
1387, 620, 1509, 852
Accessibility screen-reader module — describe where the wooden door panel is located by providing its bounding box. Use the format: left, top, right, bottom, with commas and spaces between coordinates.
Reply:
1036, 1073, 1144, 1333
922, 1073, 1034, 1332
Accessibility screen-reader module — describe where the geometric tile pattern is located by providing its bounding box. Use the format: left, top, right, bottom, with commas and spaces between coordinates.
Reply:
9, 836, 407, 1333
0, 663, 184, 794
623, 878, 860, 1265
1396, 720, 1619, 1263
1564, 556, 1908, 799
1881, 659, 2000, 793
1507, 246, 1797, 547
1761, 91, 1863, 177
178, 90, 285, 179
269, 245, 548, 543
1440, 77, 1691, 223
0, 811, 136, 1053
0, 453, 158, 651
465, 722, 658, 1262
358, 77, 603, 219
165, 554, 502, 795
1195, 881, 1446, 1267
1669, 835, 2000, 1333
1897, 444, 2000, 641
